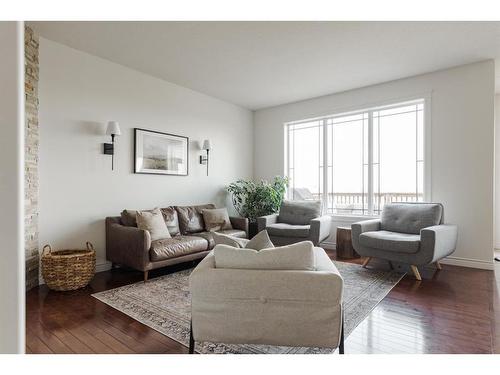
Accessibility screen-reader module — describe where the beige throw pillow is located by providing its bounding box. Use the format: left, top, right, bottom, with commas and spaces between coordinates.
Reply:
212, 231, 250, 248
136, 207, 171, 241
214, 241, 315, 271
202, 208, 233, 232
245, 230, 274, 250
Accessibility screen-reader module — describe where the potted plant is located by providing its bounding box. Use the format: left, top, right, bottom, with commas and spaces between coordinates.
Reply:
227, 176, 289, 238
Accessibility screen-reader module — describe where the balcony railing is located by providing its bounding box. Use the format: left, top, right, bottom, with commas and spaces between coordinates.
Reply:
292, 191, 423, 215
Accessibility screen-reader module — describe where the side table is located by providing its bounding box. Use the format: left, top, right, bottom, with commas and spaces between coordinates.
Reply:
336, 226, 360, 259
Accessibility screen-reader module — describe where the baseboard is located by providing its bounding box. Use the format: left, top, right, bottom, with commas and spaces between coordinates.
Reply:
439, 256, 494, 270
96, 260, 112, 273
320, 241, 336, 250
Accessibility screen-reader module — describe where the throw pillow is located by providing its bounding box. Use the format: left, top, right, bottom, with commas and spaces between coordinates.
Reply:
136, 207, 171, 241
212, 231, 250, 248
245, 230, 274, 250
202, 208, 233, 232
214, 241, 315, 271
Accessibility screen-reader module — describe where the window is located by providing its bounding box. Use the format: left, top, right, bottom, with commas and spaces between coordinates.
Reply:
285, 99, 425, 216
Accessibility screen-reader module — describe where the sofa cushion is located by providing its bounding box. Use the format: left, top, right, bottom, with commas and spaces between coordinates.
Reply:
381, 203, 443, 234
214, 241, 315, 271
266, 223, 310, 238
160, 207, 180, 236
176, 204, 215, 234
278, 200, 321, 225
194, 229, 247, 249
136, 208, 171, 241
150, 235, 209, 261
202, 208, 233, 231
359, 230, 421, 254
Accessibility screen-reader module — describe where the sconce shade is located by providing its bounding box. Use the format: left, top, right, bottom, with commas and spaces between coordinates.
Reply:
106, 121, 121, 136
202, 139, 211, 151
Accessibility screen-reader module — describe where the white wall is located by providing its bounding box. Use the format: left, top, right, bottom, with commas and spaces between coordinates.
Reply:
0, 21, 24, 353
39, 39, 254, 270
495, 94, 500, 250
254, 61, 495, 270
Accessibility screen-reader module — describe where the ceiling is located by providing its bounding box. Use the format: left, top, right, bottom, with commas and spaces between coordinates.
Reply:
29, 21, 500, 110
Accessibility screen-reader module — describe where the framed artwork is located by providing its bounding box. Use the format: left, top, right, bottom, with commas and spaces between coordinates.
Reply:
134, 128, 189, 176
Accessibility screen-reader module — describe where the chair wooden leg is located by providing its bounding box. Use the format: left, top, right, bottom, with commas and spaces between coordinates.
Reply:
189, 320, 195, 354
144, 270, 149, 283
362, 257, 372, 268
435, 261, 442, 270
410, 265, 422, 281
338, 309, 345, 355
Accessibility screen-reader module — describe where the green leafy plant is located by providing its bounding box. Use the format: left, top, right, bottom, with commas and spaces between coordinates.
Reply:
227, 176, 289, 222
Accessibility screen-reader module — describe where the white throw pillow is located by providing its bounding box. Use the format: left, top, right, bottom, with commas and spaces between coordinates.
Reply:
214, 241, 315, 271
245, 230, 274, 250
212, 231, 250, 248
136, 207, 171, 241
212, 229, 274, 251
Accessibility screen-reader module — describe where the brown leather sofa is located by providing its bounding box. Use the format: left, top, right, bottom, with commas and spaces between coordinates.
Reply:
105, 204, 248, 281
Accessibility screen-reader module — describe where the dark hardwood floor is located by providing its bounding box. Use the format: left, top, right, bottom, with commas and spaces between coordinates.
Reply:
26, 252, 500, 354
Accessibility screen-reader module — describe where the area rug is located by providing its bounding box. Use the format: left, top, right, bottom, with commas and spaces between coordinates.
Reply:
93, 262, 404, 354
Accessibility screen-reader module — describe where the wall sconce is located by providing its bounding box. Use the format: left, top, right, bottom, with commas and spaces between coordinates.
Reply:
199, 139, 211, 176
103, 121, 121, 170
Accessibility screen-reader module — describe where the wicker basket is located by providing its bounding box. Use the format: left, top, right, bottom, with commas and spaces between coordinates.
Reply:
41, 242, 96, 291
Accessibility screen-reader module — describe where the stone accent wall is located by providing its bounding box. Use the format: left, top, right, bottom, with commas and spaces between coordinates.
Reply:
25, 26, 40, 291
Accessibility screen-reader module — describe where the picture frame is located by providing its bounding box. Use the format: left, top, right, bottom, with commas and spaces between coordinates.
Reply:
134, 128, 189, 176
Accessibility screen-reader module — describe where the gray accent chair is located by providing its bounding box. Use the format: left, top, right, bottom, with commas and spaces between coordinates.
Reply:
257, 200, 331, 246
351, 203, 458, 280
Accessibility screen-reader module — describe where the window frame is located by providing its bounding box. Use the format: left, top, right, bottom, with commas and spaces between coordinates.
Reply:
284, 95, 432, 219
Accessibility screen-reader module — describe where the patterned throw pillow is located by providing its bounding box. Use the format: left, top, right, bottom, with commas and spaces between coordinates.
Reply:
202, 208, 233, 232
136, 207, 171, 241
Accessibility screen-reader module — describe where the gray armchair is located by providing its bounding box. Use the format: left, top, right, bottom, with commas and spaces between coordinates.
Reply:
257, 200, 331, 246
351, 203, 458, 280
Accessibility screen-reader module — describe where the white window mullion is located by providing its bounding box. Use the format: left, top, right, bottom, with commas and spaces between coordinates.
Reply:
367, 112, 374, 215
322, 119, 328, 214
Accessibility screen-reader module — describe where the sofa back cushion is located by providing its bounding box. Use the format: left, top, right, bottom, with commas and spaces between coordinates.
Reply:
160, 207, 180, 236
214, 241, 315, 271
176, 204, 216, 234
278, 200, 321, 225
380, 203, 443, 234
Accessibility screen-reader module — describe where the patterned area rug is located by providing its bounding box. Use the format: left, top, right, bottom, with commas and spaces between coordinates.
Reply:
93, 262, 404, 353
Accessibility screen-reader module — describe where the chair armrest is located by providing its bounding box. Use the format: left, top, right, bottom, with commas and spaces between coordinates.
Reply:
257, 213, 279, 232
309, 215, 332, 245
229, 216, 249, 238
105, 217, 151, 271
351, 219, 381, 251
420, 224, 458, 262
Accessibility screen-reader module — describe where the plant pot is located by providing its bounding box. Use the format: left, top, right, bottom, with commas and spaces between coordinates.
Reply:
248, 222, 258, 239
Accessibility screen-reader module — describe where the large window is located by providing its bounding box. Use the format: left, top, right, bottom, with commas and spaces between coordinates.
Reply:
285, 99, 426, 216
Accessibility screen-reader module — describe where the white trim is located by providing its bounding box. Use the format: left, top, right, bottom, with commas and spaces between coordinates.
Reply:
320, 241, 336, 250
440, 256, 494, 270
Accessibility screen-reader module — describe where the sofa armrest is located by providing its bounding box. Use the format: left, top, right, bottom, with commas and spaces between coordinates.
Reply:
351, 219, 381, 251
105, 217, 152, 271
420, 224, 458, 262
309, 215, 332, 246
257, 213, 279, 232
229, 216, 249, 238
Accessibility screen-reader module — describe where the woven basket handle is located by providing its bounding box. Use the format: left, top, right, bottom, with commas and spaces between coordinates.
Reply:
86, 241, 95, 252
42, 244, 52, 255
